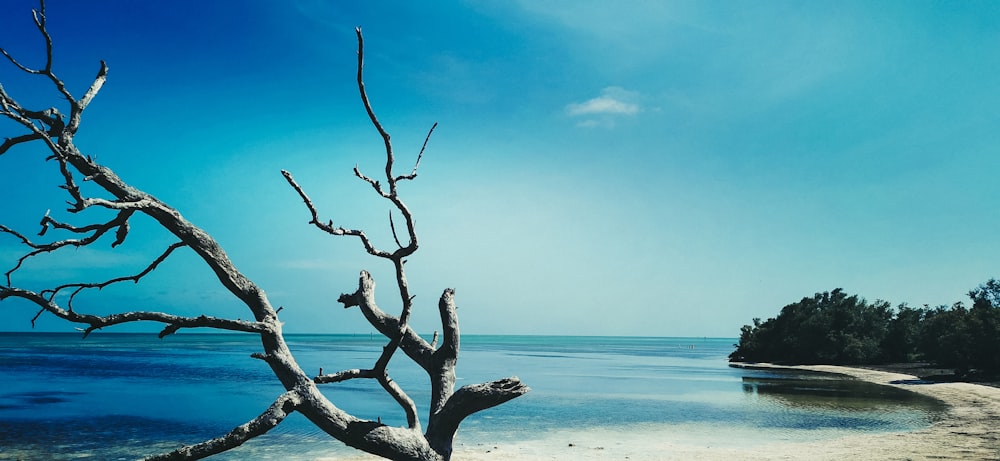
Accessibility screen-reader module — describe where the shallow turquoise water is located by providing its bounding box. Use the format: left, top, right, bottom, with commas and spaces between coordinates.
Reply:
0, 333, 943, 459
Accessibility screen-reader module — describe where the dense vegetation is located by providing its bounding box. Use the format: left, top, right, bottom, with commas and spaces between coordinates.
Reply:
729, 280, 1000, 375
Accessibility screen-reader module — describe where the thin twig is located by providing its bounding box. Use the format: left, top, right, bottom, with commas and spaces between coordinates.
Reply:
396, 122, 436, 182
389, 211, 403, 249
42, 242, 188, 307
281, 169, 392, 259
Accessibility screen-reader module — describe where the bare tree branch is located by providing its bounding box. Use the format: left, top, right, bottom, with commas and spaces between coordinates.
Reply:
314, 348, 420, 429
1, 5, 527, 459
377, 365, 419, 429
321, 271, 421, 428
287, 29, 421, 261
427, 377, 530, 452
338, 271, 435, 370
0, 95, 64, 155
395, 122, 437, 182
316, 354, 417, 409
37, 209, 131, 238
0, 47, 40, 75
0, 2, 81, 123
40, 241, 187, 308
0, 132, 43, 156
354, 28, 395, 194
0, 210, 132, 286
20, 107, 65, 136
0, 287, 270, 338
389, 211, 404, 249
428, 289, 460, 413
353, 163, 388, 197
30, 3, 75, 113
436, 289, 460, 359
75, 61, 108, 116
280, 169, 391, 259
77, 197, 162, 211
143, 389, 303, 461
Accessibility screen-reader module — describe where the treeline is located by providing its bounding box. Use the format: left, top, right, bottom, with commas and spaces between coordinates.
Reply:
729, 280, 1000, 374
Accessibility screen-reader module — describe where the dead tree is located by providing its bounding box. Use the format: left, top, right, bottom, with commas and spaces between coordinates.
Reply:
0, 3, 528, 460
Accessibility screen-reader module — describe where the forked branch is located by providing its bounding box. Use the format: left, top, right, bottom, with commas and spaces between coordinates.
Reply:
319, 271, 422, 428
313, 339, 420, 430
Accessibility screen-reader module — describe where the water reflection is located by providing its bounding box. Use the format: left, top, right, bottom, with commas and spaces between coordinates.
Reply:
741, 370, 946, 414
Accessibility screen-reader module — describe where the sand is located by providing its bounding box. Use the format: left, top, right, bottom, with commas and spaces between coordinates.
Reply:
334, 364, 1000, 460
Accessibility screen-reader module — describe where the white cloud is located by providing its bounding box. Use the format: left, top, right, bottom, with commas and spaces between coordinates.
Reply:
566, 87, 640, 116
565, 87, 641, 128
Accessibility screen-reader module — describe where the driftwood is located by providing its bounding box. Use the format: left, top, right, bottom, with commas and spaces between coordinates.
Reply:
0, 2, 528, 460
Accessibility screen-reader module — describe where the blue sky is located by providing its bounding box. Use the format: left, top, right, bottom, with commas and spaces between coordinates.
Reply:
2, 1, 999, 337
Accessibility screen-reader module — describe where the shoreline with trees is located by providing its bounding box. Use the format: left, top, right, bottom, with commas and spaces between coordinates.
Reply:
729, 280, 1000, 383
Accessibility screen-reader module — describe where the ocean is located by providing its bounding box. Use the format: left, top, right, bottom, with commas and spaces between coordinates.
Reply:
0, 333, 944, 460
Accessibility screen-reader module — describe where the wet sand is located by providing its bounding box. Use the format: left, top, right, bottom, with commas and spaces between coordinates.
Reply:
444, 364, 1000, 460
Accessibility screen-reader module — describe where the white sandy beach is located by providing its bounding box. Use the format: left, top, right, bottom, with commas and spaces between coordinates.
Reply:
340, 364, 1000, 460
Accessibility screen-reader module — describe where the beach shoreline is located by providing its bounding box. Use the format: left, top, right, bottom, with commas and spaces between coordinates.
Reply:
428, 363, 1000, 460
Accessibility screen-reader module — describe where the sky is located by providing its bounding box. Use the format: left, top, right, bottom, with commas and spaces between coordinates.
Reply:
1, 1, 999, 337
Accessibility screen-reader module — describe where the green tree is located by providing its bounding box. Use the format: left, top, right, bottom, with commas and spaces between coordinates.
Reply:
918, 303, 972, 372
881, 303, 924, 362
966, 279, 1000, 372
914, 280, 1000, 374
730, 289, 892, 364
735, 280, 1000, 374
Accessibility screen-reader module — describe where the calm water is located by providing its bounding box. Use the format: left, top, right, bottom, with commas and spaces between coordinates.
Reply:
0, 333, 944, 460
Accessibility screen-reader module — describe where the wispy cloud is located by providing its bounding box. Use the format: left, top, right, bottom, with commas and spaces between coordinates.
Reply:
565, 87, 641, 127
